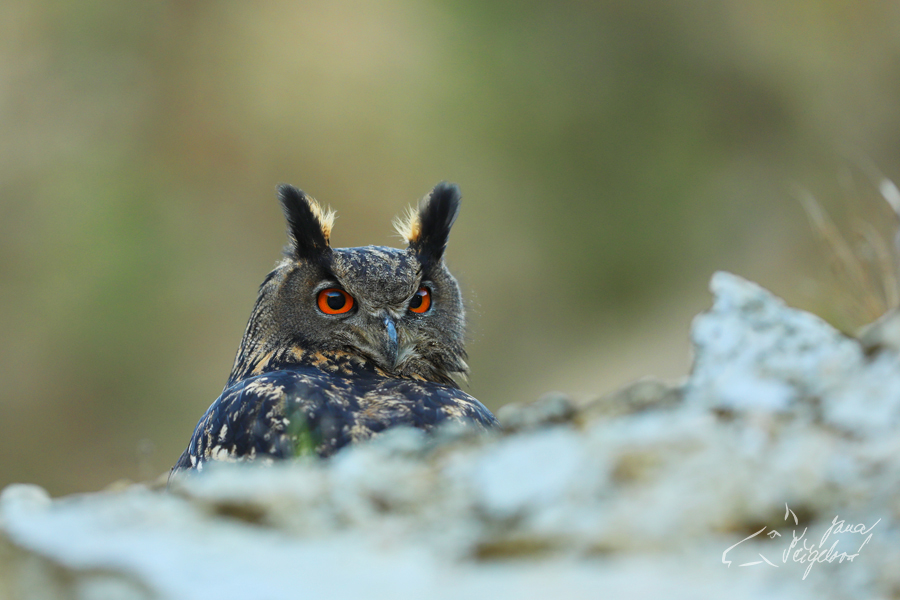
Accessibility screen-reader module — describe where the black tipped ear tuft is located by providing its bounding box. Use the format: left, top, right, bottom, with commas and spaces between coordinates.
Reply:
278, 184, 335, 260
408, 182, 461, 265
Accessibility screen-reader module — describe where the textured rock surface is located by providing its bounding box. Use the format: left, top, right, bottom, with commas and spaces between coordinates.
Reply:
2, 272, 899, 599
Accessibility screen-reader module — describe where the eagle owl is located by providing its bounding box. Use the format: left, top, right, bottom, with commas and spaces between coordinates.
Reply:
173, 182, 498, 473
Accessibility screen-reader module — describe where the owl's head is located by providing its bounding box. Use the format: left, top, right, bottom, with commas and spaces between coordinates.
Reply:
229, 182, 468, 387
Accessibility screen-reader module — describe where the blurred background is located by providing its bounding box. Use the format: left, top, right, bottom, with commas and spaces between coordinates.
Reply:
2, 0, 900, 495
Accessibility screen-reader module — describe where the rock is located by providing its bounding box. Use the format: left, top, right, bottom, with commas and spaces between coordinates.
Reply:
2, 272, 899, 599
581, 377, 682, 420
496, 391, 577, 431
687, 272, 866, 416
858, 307, 900, 354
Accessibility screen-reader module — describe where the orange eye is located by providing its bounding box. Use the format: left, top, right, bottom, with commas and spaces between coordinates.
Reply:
409, 287, 431, 313
317, 288, 354, 315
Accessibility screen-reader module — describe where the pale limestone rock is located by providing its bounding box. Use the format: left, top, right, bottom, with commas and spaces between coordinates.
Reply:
2, 272, 898, 599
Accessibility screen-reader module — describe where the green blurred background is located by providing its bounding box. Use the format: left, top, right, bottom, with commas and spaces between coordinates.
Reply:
2, 0, 899, 495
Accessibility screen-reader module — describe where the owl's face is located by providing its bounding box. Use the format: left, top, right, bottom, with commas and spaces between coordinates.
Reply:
275, 243, 466, 382
230, 183, 468, 386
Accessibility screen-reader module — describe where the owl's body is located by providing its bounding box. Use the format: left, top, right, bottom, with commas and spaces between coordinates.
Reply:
173, 183, 497, 473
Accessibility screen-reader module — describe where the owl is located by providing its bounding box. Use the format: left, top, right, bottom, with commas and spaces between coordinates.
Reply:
172, 182, 498, 473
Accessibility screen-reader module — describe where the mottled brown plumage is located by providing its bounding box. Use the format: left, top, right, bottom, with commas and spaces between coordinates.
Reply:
173, 182, 497, 474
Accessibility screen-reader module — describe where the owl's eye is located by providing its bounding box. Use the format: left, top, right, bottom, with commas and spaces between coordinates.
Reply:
409, 287, 432, 313
317, 288, 355, 315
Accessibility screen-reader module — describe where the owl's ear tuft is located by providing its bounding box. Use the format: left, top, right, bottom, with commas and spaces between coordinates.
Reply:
396, 182, 461, 264
278, 184, 336, 260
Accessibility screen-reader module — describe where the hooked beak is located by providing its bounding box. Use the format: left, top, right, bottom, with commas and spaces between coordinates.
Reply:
381, 315, 399, 369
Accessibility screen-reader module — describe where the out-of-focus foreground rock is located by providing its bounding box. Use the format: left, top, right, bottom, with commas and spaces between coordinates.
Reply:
2, 272, 899, 600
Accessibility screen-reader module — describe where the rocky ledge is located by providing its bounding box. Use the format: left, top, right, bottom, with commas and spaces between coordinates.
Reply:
2, 272, 899, 599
